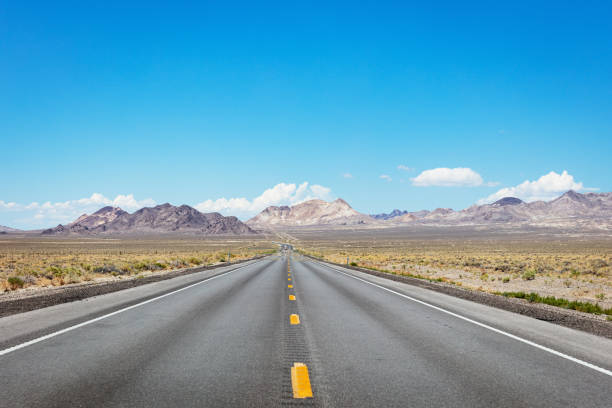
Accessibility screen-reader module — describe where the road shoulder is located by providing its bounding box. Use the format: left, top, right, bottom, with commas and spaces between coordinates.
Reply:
306, 255, 612, 339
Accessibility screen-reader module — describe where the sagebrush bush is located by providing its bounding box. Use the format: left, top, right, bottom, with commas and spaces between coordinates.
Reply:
7, 276, 24, 289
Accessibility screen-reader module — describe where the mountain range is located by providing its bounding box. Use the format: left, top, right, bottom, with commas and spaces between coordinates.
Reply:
2, 190, 610, 235
246, 191, 612, 231
42, 204, 255, 235
0, 225, 22, 234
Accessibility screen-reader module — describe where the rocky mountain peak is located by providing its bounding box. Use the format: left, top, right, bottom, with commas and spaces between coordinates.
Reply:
247, 198, 373, 228
492, 197, 524, 206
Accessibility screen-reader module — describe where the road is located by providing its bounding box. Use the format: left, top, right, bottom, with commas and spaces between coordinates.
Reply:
1, 253, 611, 407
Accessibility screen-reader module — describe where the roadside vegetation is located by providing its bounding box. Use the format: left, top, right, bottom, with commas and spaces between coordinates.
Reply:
497, 291, 612, 316
297, 236, 612, 314
0, 237, 276, 292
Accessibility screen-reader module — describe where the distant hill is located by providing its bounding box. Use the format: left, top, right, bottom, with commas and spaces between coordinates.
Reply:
42, 204, 256, 235
371, 209, 408, 220
388, 191, 612, 229
248, 191, 612, 231
247, 198, 375, 228
0, 225, 21, 233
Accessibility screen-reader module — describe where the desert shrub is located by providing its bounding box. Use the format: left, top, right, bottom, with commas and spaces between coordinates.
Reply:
502, 277, 510, 283
495, 264, 511, 272
188, 257, 202, 265
120, 265, 133, 275
8, 276, 24, 289
22, 274, 37, 284
591, 259, 608, 269
522, 269, 536, 280
350, 262, 358, 266
93, 264, 120, 274
169, 260, 187, 268
463, 259, 481, 267
47, 265, 66, 278
502, 292, 612, 315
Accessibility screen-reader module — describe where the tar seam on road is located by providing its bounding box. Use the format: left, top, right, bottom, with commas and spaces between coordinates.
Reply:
282, 256, 317, 406
314, 260, 612, 378
0, 260, 259, 357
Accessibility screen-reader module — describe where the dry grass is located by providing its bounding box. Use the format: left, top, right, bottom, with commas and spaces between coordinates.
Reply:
0, 235, 276, 293
295, 232, 612, 310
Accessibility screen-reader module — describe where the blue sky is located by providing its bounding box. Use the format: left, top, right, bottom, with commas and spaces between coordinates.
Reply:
1, 1, 611, 229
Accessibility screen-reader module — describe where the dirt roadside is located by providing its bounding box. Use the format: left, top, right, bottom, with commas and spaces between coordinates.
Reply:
0, 256, 266, 318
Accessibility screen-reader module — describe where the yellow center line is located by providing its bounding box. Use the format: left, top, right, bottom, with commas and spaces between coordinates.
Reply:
289, 294, 296, 301
288, 278, 291, 281
288, 284, 293, 288
290, 314, 300, 325
291, 363, 313, 398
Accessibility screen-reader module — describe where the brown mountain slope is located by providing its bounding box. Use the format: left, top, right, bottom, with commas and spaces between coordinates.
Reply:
42, 204, 256, 235
391, 191, 612, 229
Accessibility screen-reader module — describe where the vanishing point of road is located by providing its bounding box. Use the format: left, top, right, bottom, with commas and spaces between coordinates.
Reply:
1, 253, 611, 407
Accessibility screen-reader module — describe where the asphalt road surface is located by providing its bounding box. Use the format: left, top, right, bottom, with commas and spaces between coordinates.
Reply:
1, 253, 611, 407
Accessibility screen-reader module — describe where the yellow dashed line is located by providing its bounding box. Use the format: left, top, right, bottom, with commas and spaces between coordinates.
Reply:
289, 295, 296, 301
290, 314, 300, 325
288, 284, 293, 288
288, 278, 291, 281
291, 363, 313, 398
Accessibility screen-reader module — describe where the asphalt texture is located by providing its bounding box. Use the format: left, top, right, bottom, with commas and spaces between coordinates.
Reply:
1, 253, 611, 407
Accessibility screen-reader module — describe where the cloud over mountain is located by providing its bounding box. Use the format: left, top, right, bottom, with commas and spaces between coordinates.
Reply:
0, 193, 156, 229
478, 171, 588, 204
195, 182, 333, 218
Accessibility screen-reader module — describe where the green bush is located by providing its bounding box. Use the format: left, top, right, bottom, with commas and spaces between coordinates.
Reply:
522, 269, 536, 280
47, 265, 66, 278
501, 291, 612, 316
188, 257, 202, 265
8, 276, 25, 289
350, 262, 358, 266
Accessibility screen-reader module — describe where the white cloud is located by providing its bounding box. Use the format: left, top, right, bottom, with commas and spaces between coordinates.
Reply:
0, 193, 156, 229
477, 171, 587, 204
380, 174, 392, 182
0, 200, 18, 209
411, 167, 484, 187
195, 182, 334, 218
310, 184, 331, 197
397, 165, 413, 171
342, 173, 353, 179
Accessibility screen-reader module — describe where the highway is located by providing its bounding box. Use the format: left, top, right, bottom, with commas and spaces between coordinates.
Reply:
1, 253, 611, 407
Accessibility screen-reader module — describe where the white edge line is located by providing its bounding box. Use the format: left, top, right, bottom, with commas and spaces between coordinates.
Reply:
312, 260, 612, 378
0, 260, 262, 357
